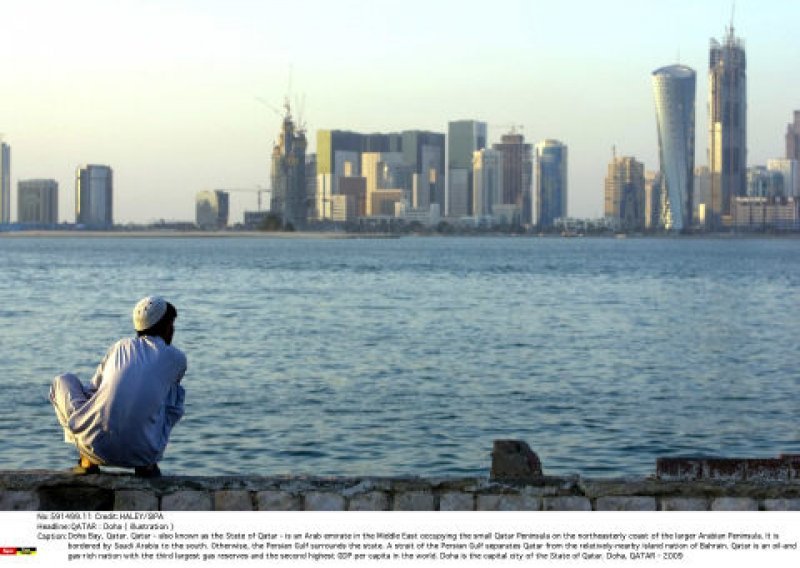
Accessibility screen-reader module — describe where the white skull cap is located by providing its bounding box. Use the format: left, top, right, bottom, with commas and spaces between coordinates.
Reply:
132, 296, 168, 331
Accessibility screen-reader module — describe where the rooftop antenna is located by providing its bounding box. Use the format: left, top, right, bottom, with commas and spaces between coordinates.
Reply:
728, 1, 736, 38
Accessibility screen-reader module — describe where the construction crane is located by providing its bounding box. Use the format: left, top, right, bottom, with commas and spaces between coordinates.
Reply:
222, 187, 270, 211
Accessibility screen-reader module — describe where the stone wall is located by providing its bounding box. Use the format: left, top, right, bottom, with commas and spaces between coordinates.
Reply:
4, 443, 798, 512
2, 469, 800, 512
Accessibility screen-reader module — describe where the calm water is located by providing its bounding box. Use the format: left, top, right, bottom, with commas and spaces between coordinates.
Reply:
1, 235, 798, 477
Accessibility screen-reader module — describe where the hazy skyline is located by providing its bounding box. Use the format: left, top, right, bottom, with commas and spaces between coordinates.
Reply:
1, 0, 798, 224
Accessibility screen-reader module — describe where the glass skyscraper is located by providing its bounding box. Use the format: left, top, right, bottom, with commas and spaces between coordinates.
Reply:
447, 120, 487, 217
652, 64, 696, 232
534, 139, 567, 229
75, 164, 113, 227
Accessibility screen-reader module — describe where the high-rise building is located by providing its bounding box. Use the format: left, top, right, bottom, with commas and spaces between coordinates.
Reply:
709, 24, 747, 224
402, 131, 445, 211
447, 120, 487, 217
534, 139, 568, 228
271, 101, 307, 229
472, 148, 503, 217
195, 190, 230, 229
361, 152, 407, 216
1, 142, 10, 224
18, 179, 58, 225
316, 129, 441, 219
767, 158, 799, 198
694, 166, 712, 226
492, 132, 533, 223
644, 171, 663, 230
746, 167, 784, 198
304, 154, 317, 220
652, 64, 695, 232
786, 111, 800, 161
604, 155, 645, 230
75, 164, 113, 227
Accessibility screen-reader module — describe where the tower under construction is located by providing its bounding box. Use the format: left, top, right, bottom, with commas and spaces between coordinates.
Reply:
271, 100, 307, 229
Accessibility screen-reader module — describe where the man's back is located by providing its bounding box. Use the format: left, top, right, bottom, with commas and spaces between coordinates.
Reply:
68, 335, 187, 467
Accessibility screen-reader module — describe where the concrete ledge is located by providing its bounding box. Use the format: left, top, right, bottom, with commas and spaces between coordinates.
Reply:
4, 470, 799, 511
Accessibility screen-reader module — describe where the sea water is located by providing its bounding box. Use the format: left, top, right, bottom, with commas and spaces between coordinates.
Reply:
0, 235, 798, 476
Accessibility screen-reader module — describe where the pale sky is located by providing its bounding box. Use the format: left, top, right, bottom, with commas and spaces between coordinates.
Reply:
1, 0, 798, 223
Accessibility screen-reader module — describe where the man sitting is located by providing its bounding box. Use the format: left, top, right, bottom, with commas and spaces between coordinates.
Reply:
50, 296, 187, 477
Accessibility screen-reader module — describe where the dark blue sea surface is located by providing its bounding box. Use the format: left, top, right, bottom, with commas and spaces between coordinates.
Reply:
0, 235, 798, 477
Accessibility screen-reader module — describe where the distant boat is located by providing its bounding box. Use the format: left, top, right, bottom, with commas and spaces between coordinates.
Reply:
614, 233, 627, 239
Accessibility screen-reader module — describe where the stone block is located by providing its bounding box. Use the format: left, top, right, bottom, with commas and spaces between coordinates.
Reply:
214, 491, 253, 511
305, 492, 346, 511
542, 496, 591, 511
476, 494, 541, 511
439, 493, 474, 511
595, 496, 656, 511
659, 497, 708, 511
0, 491, 40, 511
348, 492, 389, 511
161, 491, 212, 511
744, 459, 790, 481
256, 491, 302, 511
763, 499, 800, 511
711, 497, 758, 511
38, 487, 114, 511
491, 440, 543, 481
394, 491, 435, 511
114, 490, 158, 511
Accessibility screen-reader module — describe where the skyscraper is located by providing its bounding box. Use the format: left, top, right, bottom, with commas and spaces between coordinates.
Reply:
18, 179, 58, 225
644, 171, 663, 230
271, 101, 307, 229
75, 164, 113, 227
447, 120, 487, 217
534, 140, 567, 229
709, 24, 746, 225
652, 64, 695, 232
604, 155, 645, 230
787, 111, 800, 161
1, 142, 10, 224
472, 148, 503, 217
492, 132, 533, 223
402, 130, 445, 212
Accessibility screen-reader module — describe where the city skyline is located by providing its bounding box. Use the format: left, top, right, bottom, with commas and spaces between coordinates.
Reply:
1, 0, 798, 224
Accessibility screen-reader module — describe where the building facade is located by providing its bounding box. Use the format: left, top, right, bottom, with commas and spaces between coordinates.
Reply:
271, 101, 307, 229
75, 164, 113, 227
786, 111, 800, 161
1, 142, 9, 224
732, 196, 799, 231
361, 152, 408, 216
472, 148, 503, 218
709, 25, 747, 225
18, 179, 58, 225
448, 120, 487, 217
604, 155, 645, 230
402, 131, 445, 212
316, 129, 443, 220
195, 190, 230, 229
767, 158, 799, 198
652, 64, 695, 232
644, 171, 663, 230
534, 139, 568, 229
492, 132, 533, 224
746, 167, 784, 198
